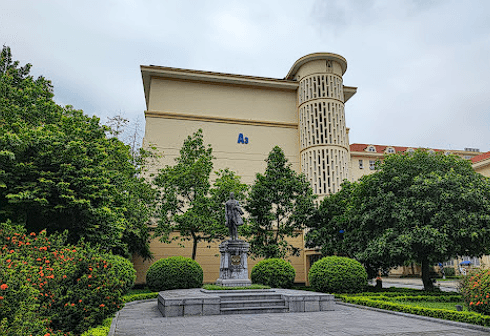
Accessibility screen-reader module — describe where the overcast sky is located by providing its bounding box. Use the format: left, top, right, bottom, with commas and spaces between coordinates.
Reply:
2, 0, 490, 152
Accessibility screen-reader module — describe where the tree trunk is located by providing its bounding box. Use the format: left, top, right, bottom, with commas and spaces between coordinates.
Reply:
421, 258, 434, 291
191, 233, 198, 260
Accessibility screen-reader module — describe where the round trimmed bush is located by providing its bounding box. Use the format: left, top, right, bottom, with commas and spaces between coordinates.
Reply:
460, 269, 490, 314
146, 256, 203, 291
103, 253, 136, 293
251, 258, 296, 288
308, 256, 367, 293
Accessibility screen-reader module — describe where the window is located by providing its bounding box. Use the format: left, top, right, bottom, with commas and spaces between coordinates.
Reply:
445, 151, 451, 156
367, 146, 376, 152
407, 148, 414, 153
369, 160, 376, 170
428, 150, 435, 156
464, 155, 472, 160
359, 160, 364, 169
386, 147, 395, 154
461, 256, 481, 267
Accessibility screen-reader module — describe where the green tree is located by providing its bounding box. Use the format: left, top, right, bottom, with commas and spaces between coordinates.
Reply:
305, 181, 353, 257
243, 146, 316, 259
325, 150, 490, 290
153, 130, 247, 259
0, 46, 155, 258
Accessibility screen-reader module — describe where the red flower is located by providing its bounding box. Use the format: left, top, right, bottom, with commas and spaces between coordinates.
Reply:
99, 304, 105, 307
0, 296, 4, 300
0, 284, 8, 290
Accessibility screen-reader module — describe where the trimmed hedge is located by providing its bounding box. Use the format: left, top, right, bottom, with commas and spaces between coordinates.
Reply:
251, 258, 296, 288
308, 256, 368, 293
341, 296, 490, 327
80, 317, 112, 336
146, 256, 203, 292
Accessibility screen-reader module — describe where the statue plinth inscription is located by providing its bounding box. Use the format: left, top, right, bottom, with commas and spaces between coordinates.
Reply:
216, 192, 252, 287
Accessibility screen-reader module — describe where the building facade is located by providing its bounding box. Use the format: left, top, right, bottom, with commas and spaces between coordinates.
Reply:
135, 52, 488, 284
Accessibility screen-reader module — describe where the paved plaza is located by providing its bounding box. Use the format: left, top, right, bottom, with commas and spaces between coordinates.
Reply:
110, 298, 489, 336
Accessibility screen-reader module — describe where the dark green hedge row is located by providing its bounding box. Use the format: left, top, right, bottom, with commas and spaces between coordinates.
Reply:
345, 293, 461, 302
341, 296, 490, 327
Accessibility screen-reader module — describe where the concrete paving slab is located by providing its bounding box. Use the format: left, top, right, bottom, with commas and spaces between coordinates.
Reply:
110, 298, 490, 336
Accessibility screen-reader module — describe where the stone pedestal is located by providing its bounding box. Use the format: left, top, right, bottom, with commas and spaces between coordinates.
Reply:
216, 239, 252, 287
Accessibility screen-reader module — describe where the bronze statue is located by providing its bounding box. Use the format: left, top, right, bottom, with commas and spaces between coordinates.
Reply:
225, 192, 243, 240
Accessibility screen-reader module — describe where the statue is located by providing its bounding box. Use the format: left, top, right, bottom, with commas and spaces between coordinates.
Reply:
217, 192, 251, 286
225, 192, 243, 240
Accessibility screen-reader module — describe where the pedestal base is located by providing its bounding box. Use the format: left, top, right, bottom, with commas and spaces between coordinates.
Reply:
216, 239, 251, 287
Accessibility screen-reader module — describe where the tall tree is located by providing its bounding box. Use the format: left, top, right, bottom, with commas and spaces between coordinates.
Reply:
243, 146, 316, 259
0, 46, 155, 258
321, 150, 490, 290
305, 181, 353, 256
153, 130, 247, 259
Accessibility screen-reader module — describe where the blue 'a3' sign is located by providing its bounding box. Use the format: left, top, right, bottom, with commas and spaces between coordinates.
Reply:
237, 133, 249, 144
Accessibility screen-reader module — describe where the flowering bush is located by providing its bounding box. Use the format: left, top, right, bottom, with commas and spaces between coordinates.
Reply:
0, 221, 136, 335
460, 269, 490, 315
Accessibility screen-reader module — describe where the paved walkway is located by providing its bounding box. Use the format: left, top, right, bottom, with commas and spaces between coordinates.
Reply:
110, 298, 489, 336
379, 277, 460, 292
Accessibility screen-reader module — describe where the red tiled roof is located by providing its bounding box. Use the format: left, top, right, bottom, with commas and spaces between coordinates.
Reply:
349, 143, 445, 154
471, 151, 490, 163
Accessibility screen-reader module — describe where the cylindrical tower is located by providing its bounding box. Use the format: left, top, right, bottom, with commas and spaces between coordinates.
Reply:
287, 53, 350, 196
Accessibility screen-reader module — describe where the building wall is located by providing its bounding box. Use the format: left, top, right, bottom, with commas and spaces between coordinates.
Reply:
148, 78, 298, 124
143, 116, 300, 185
132, 231, 307, 285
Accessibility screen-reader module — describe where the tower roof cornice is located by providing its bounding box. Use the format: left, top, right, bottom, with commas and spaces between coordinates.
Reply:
286, 52, 348, 80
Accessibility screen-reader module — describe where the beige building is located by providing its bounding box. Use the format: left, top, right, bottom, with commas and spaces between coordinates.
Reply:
135, 52, 488, 284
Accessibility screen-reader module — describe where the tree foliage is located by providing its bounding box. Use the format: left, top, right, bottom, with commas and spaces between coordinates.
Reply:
305, 181, 352, 257
0, 46, 155, 258
310, 150, 490, 290
153, 130, 248, 259
243, 146, 316, 259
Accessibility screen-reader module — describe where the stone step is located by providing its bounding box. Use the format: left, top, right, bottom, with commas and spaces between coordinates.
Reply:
220, 299, 286, 309
220, 305, 288, 315
218, 294, 283, 301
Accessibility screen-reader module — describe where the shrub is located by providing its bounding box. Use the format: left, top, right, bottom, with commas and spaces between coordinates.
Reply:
460, 269, 490, 315
104, 253, 136, 293
146, 256, 203, 292
444, 267, 456, 277
308, 256, 367, 293
250, 258, 296, 288
0, 221, 135, 335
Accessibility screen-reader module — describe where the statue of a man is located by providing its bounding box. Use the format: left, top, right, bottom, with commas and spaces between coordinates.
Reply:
225, 192, 244, 240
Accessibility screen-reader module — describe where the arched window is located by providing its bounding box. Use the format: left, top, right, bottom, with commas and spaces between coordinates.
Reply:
367, 146, 376, 152
386, 147, 395, 154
